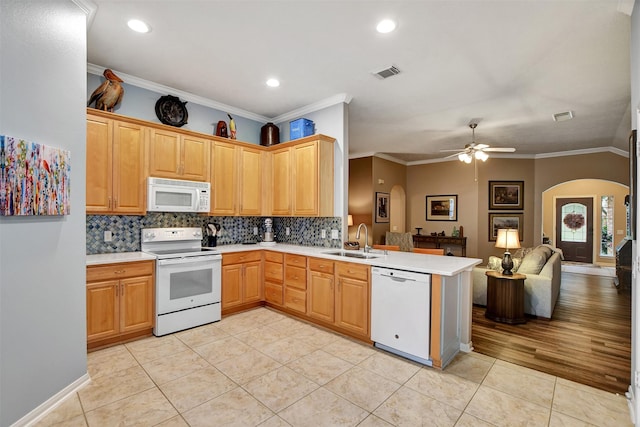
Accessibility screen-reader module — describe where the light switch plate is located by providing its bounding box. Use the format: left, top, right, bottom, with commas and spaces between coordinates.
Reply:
253, 227, 258, 235
331, 229, 339, 239
321, 229, 327, 238
286, 227, 290, 236
104, 230, 112, 242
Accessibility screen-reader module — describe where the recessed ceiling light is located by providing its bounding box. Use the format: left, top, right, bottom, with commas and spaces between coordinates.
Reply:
376, 19, 397, 34
266, 78, 280, 88
127, 19, 150, 33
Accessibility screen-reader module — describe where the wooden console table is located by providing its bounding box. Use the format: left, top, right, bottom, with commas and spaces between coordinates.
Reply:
484, 271, 526, 324
413, 235, 467, 256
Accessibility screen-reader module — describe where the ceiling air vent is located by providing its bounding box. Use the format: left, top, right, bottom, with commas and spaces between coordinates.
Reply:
373, 65, 401, 79
552, 111, 574, 122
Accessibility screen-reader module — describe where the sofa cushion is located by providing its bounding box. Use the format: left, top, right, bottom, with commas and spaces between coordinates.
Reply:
518, 247, 548, 274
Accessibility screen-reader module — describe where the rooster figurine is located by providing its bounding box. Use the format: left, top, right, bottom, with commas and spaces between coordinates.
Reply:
87, 69, 124, 112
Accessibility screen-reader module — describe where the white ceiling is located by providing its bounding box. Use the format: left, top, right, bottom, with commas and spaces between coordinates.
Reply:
87, 0, 633, 163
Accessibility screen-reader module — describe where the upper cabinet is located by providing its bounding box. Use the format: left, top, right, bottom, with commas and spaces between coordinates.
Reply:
210, 141, 264, 216
86, 113, 146, 215
149, 128, 210, 182
269, 136, 335, 217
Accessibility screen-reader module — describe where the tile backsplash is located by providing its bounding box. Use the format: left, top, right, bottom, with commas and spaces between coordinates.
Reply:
87, 214, 343, 254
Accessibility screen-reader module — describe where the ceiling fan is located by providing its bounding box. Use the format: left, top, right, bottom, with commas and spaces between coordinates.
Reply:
441, 123, 516, 181
441, 123, 516, 163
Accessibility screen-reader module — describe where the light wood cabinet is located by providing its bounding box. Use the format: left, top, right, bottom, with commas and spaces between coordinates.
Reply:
148, 128, 209, 181
307, 258, 335, 323
335, 262, 370, 337
86, 114, 146, 214
86, 260, 154, 349
264, 251, 284, 306
268, 137, 335, 216
221, 251, 263, 313
284, 254, 307, 313
210, 141, 264, 215
271, 146, 292, 215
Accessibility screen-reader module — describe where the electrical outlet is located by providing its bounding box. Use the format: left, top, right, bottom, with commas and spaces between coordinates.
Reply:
331, 229, 339, 239
104, 230, 112, 242
321, 229, 327, 238
617, 230, 624, 235
286, 227, 290, 236
253, 227, 258, 235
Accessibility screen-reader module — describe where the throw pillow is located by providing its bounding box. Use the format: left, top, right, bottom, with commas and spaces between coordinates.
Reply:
513, 247, 533, 260
487, 256, 502, 271
518, 248, 547, 275
535, 245, 553, 260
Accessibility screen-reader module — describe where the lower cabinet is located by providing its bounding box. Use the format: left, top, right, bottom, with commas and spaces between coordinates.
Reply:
284, 254, 307, 313
264, 251, 284, 306
335, 262, 370, 337
86, 260, 155, 349
221, 251, 262, 313
306, 258, 370, 340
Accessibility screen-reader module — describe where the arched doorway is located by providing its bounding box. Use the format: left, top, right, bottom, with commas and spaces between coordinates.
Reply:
542, 179, 628, 265
389, 185, 406, 233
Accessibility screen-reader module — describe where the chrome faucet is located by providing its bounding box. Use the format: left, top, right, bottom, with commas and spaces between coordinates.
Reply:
355, 223, 371, 253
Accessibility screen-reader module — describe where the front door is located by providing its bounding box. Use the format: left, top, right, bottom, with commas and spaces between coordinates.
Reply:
555, 197, 593, 263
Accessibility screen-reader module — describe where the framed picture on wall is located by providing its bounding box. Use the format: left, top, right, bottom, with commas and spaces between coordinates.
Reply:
489, 213, 523, 241
489, 181, 524, 210
426, 195, 457, 221
375, 192, 390, 223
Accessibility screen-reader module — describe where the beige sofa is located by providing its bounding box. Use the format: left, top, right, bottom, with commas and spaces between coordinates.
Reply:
472, 245, 562, 319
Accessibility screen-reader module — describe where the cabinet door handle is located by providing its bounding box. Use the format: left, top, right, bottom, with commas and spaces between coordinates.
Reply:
108, 198, 112, 209
115, 284, 118, 296
121, 284, 124, 295
114, 198, 117, 209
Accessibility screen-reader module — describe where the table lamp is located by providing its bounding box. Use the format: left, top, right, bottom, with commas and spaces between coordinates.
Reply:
495, 229, 521, 275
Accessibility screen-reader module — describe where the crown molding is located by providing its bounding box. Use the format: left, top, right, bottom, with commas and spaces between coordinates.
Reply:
88, 64, 271, 122
617, 0, 634, 16
270, 93, 353, 124
88, 64, 352, 124
349, 145, 628, 167
72, 0, 97, 27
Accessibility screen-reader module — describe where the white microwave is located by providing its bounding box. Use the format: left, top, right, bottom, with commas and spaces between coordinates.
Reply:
147, 177, 210, 213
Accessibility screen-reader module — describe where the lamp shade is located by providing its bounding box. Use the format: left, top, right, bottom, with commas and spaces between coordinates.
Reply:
347, 215, 353, 226
495, 229, 521, 251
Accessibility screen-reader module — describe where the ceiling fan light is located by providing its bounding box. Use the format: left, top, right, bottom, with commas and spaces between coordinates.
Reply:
475, 151, 489, 161
458, 153, 472, 163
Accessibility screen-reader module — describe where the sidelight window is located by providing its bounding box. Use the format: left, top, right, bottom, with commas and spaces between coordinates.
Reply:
600, 196, 614, 256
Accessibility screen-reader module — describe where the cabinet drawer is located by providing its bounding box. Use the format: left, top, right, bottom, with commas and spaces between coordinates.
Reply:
285, 287, 306, 313
223, 251, 262, 265
264, 251, 283, 263
285, 253, 307, 268
264, 282, 283, 305
286, 265, 307, 290
336, 262, 369, 281
264, 261, 283, 282
309, 257, 334, 274
87, 261, 154, 282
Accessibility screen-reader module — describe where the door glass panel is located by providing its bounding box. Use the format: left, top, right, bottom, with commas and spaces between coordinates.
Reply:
600, 195, 614, 256
169, 269, 212, 300
561, 203, 587, 243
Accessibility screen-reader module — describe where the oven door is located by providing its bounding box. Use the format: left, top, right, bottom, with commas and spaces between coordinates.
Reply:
156, 255, 221, 315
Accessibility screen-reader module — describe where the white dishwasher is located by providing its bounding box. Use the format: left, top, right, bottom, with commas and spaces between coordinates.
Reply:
371, 266, 432, 365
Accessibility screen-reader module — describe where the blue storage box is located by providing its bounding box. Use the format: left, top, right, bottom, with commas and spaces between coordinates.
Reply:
290, 118, 314, 139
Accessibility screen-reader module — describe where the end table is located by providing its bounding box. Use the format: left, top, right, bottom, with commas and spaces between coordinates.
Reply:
485, 271, 527, 324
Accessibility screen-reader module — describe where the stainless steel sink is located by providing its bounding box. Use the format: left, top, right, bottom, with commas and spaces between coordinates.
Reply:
322, 250, 381, 259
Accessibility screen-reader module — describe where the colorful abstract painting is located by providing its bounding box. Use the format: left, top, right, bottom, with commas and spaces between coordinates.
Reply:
0, 135, 71, 216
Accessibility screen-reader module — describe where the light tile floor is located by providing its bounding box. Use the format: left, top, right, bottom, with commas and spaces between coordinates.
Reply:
36, 307, 632, 426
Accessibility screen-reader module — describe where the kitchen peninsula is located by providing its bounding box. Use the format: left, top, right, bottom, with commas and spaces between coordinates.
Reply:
89, 244, 481, 369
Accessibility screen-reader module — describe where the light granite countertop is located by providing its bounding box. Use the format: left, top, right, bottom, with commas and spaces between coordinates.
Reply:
87, 244, 481, 276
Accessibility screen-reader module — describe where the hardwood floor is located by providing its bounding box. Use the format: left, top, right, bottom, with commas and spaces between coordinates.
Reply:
472, 271, 632, 394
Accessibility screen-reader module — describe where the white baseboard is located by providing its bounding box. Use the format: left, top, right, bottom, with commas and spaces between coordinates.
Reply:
12, 373, 91, 427
460, 341, 474, 353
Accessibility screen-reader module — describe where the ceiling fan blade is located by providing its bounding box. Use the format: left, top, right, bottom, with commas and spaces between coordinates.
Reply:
440, 149, 465, 152
443, 152, 463, 159
474, 143, 489, 150
484, 147, 516, 152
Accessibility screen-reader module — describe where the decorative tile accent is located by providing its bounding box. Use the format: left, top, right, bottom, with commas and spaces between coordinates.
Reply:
87, 214, 343, 254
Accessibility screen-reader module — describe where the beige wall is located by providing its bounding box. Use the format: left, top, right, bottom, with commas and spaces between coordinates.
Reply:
372, 157, 407, 244
542, 179, 628, 265
345, 151, 630, 262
